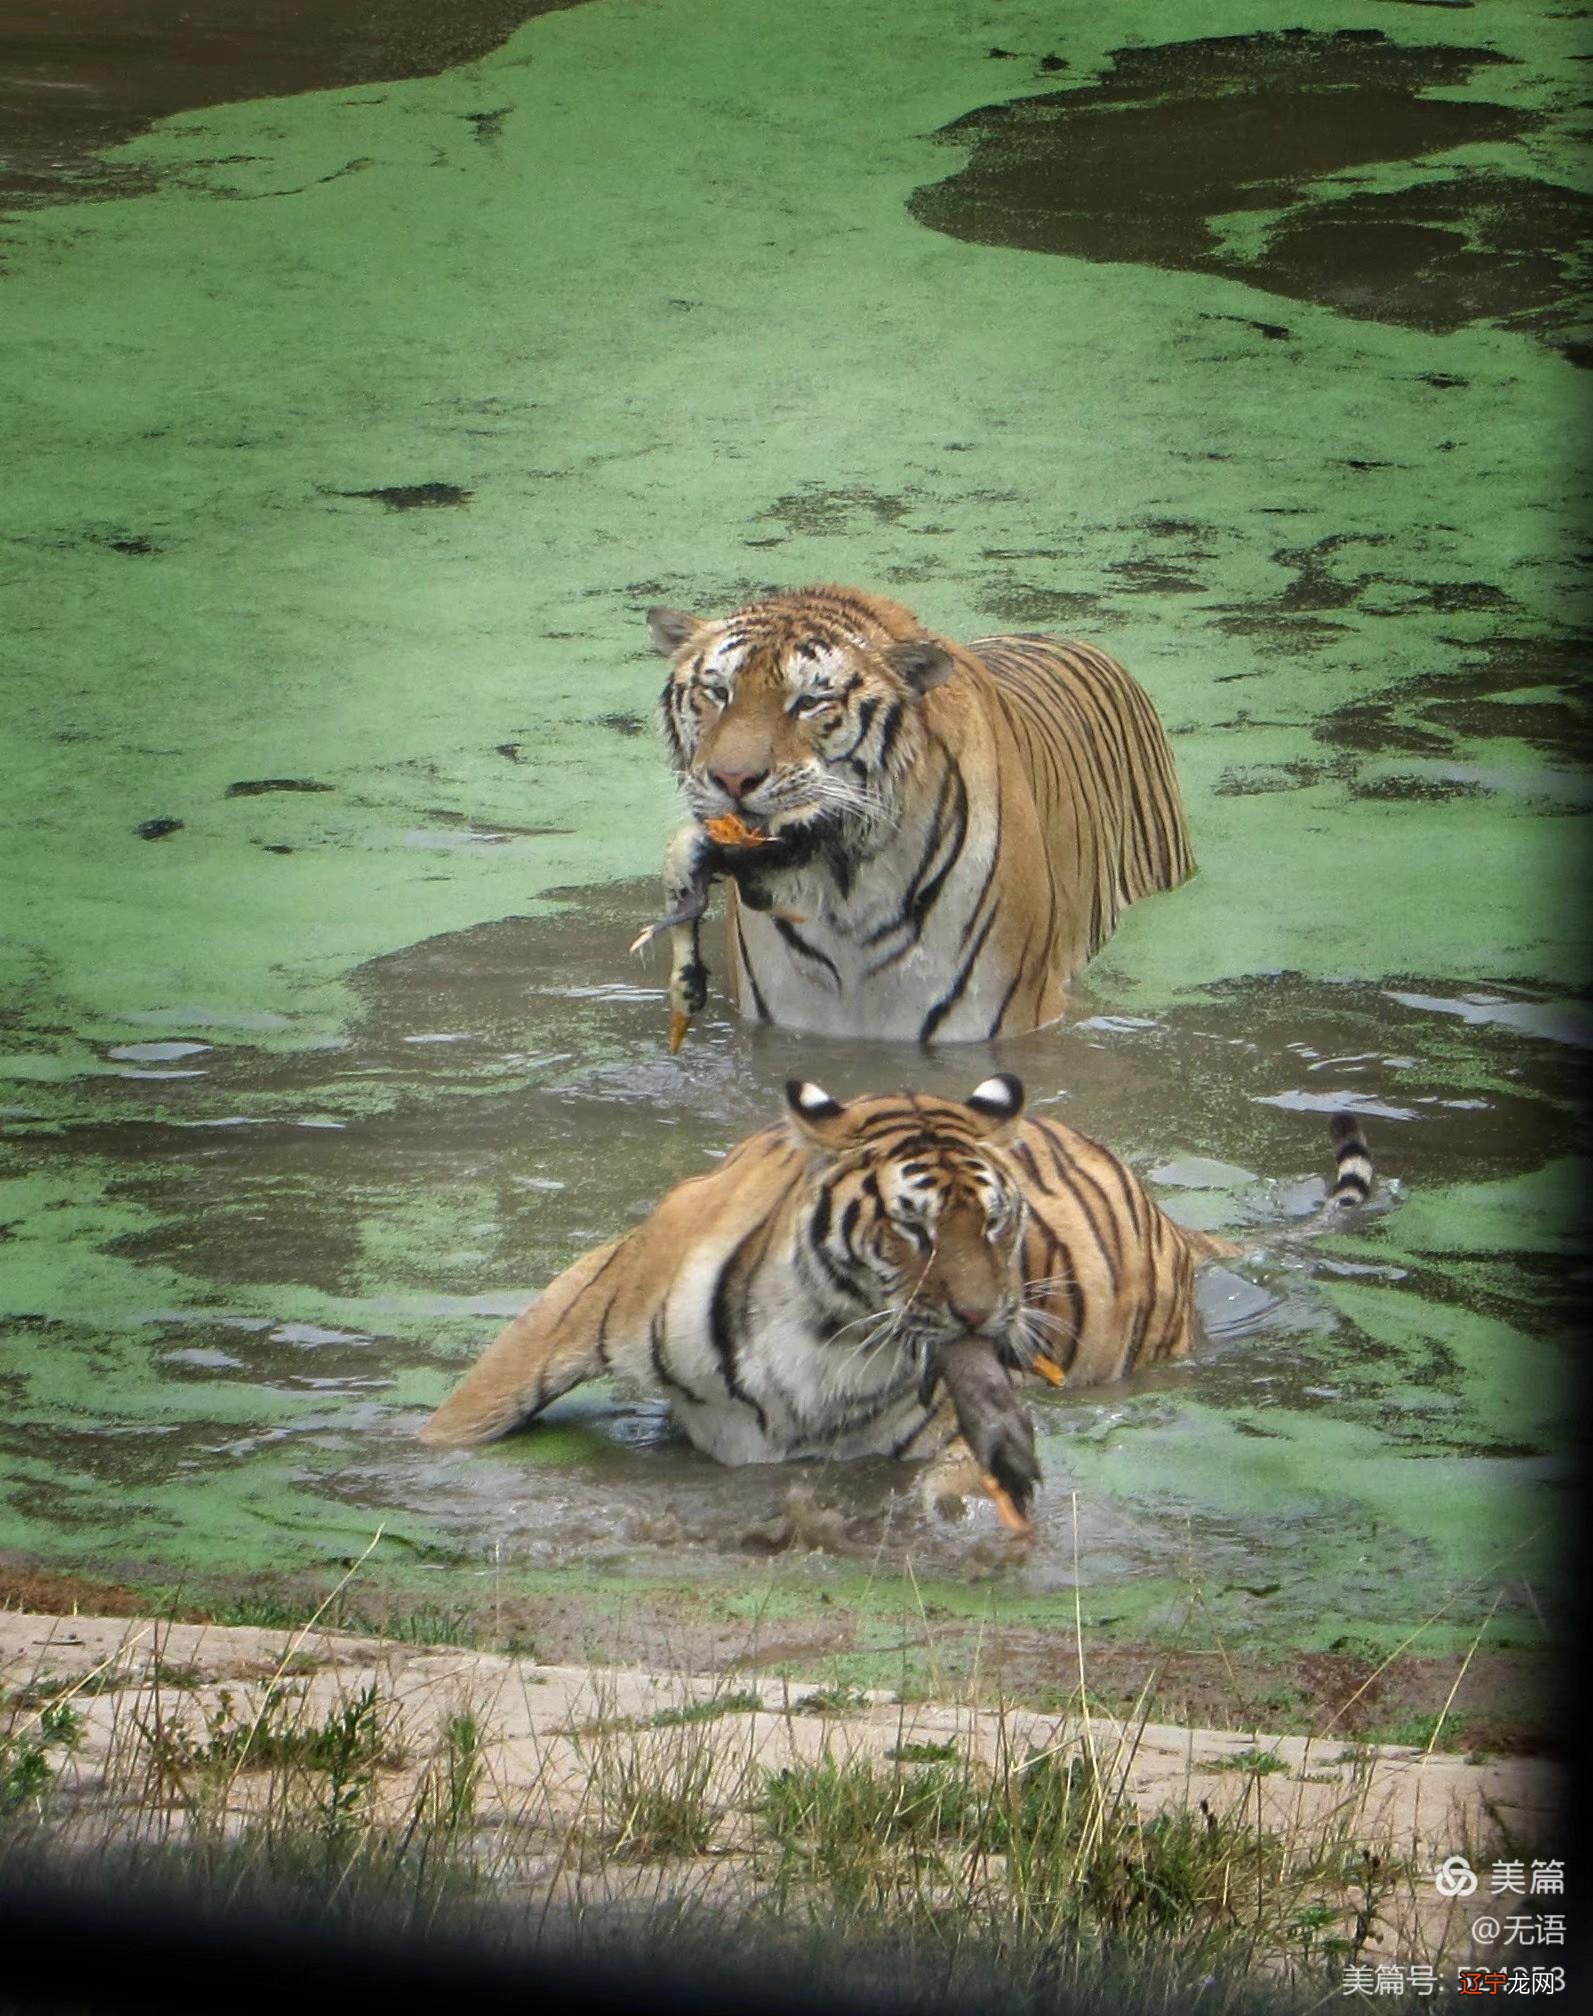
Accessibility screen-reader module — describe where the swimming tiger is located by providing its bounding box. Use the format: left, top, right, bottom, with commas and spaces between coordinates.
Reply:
639, 585, 1194, 1045
416, 1077, 1372, 1510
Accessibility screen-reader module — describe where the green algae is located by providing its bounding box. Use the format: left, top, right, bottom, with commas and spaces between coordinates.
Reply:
1379, 1157, 1587, 1258
2, 0, 1586, 1049
0, 0, 1586, 1672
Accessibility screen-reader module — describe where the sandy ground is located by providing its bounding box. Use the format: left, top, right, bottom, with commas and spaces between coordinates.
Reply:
2, 1605, 1558, 1967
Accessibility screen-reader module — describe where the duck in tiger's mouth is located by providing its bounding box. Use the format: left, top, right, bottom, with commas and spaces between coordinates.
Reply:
686, 779, 863, 845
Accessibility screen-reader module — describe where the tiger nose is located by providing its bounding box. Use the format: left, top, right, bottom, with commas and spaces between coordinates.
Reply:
710, 767, 767, 803
946, 1290, 997, 1332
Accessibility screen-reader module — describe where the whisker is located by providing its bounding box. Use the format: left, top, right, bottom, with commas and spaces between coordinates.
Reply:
1019, 1303, 1076, 1333
857, 1300, 912, 1363
825, 1306, 896, 1344
819, 1303, 914, 1402
1021, 1274, 1076, 1297
1017, 1307, 1078, 1344
811, 774, 896, 833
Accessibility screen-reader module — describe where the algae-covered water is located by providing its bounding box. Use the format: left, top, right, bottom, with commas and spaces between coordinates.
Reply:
1, 0, 1586, 1666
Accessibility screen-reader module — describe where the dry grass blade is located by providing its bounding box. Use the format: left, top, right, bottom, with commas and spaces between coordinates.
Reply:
1, 1564, 1553, 2010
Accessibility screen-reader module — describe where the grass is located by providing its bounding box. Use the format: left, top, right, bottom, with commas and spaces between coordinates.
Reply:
0, 1534, 1548, 2011
53, 1567, 486, 1654
1210, 1746, 1290, 1777
791, 1685, 874, 1715
9, 1659, 201, 1709
344, 1606, 482, 1650
745, 1730, 1431, 2004
2, 1658, 492, 1931
591, 1724, 723, 1859
141, 1680, 406, 1780
428, 1710, 484, 1836
649, 1689, 763, 1729
194, 1590, 480, 1650
569, 1676, 764, 1858
569, 1683, 764, 1738
1366, 1710, 1454, 1751
0, 1627, 1533, 2014
1, 1701, 82, 1816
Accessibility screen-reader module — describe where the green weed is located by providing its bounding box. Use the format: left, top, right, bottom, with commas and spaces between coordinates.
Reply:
0, 1701, 83, 1818
11, 1660, 200, 1709
424, 1710, 484, 1837
792, 1685, 872, 1715
649, 1690, 762, 1729
1211, 1745, 1291, 1776
139, 1681, 403, 1786
585, 1706, 740, 1861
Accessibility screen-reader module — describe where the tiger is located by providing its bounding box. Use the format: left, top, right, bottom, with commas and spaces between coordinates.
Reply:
641, 585, 1194, 1043
416, 1076, 1373, 1513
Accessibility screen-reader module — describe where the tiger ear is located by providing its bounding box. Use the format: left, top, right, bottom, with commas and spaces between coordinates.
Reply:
880, 637, 955, 695
784, 1078, 850, 1150
965, 1073, 1024, 1143
647, 607, 705, 658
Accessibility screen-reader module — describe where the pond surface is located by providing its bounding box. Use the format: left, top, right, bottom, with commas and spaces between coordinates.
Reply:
1, 0, 1586, 1667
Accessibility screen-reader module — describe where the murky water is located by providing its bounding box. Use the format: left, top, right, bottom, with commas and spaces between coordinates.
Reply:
1, 0, 1586, 1664
3, 878, 1582, 1647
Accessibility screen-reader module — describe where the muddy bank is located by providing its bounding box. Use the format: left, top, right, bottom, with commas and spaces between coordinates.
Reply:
2, 1606, 1558, 1992
0, 1561, 1562, 1753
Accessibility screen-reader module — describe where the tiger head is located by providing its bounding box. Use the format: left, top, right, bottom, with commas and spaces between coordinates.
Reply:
647, 586, 957, 840
783, 1073, 1032, 1361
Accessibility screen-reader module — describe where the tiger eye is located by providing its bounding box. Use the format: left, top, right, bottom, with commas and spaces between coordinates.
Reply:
880, 1225, 917, 1268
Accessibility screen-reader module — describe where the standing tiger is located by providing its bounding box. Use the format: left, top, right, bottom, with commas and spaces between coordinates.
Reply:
416, 1077, 1373, 1511
641, 586, 1193, 1044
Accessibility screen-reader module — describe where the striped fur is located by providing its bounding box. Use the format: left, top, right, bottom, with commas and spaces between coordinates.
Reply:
417, 1084, 1372, 1473
646, 587, 1194, 1042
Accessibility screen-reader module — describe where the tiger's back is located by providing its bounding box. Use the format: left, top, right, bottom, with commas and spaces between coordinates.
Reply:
974, 634, 1195, 980
1010, 1110, 1216, 1387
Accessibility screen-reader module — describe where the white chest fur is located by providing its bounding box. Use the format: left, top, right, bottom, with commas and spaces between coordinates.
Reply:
617, 1225, 932, 1466
732, 798, 1006, 1041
